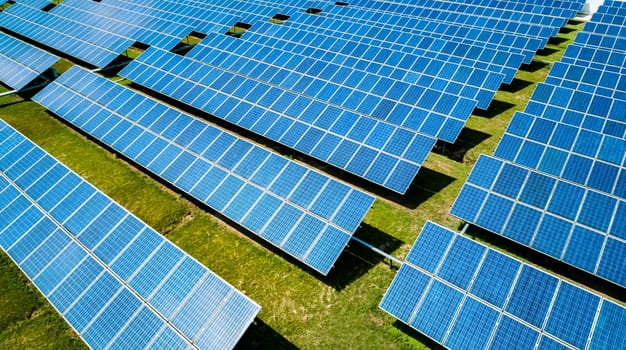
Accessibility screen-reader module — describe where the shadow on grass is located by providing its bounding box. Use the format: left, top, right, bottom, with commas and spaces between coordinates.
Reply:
433, 128, 490, 163
392, 320, 445, 349
548, 36, 570, 46
319, 223, 403, 290
99, 56, 134, 77
235, 318, 298, 350
536, 47, 560, 57
472, 100, 515, 119
0, 99, 27, 109
559, 27, 577, 34
499, 78, 534, 93
375, 167, 457, 210
568, 19, 585, 26
465, 225, 626, 303
520, 60, 550, 72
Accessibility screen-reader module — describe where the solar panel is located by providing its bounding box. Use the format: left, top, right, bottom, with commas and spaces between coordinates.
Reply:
188, 25, 500, 110
0, 32, 58, 90
493, 112, 625, 195
380, 221, 626, 350
0, 3, 134, 67
187, 34, 481, 131
33, 66, 375, 274
120, 47, 437, 194
0, 119, 260, 350
451, 155, 626, 288
50, 0, 195, 51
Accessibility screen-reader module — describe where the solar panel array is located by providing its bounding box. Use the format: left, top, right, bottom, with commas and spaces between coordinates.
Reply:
0, 0, 584, 193
380, 221, 626, 350
0, 3, 134, 67
50, 0, 195, 51
33, 66, 375, 275
120, 47, 440, 194
0, 32, 58, 90
451, 1, 626, 289
0, 118, 260, 350
112, 0, 581, 193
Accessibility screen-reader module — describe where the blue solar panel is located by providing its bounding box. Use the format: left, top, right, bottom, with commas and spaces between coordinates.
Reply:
0, 32, 58, 90
451, 4, 626, 289
50, 0, 194, 50
33, 66, 375, 274
452, 155, 626, 287
0, 119, 260, 350
0, 4, 134, 67
120, 47, 435, 194
380, 221, 626, 350
188, 28, 498, 110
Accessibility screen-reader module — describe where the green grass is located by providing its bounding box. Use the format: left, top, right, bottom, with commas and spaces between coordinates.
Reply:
0, 21, 585, 349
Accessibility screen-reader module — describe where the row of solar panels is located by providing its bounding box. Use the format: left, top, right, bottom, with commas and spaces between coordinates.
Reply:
451, 1, 626, 289
33, 65, 375, 275
380, 222, 626, 350
0, 31, 58, 90
0, 0, 585, 194
0, 119, 260, 349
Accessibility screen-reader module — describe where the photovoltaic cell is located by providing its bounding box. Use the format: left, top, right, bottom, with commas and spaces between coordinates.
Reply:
380, 221, 625, 350
0, 119, 260, 349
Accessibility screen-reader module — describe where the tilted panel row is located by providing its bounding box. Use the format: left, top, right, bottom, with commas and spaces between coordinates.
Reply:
494, 112, 625, 197
192, 22, 499, 110
34, 66, 375, 274
451, 155, 626, 288
0, 32, 58, 90
0, 119, 260, 349
523, 83, 626, 140
0, 4, 133, 67
120, 48, 436, 194
380, 221, 626, 350
51, 0, 194, 51
187, 34, 479, 137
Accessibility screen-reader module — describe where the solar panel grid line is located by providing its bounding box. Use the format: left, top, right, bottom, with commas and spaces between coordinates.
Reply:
36, 67, 375, 273
140, 252, 184, 305
0, 171, 196, 349
0, 32, 59, 90
109, 0, 272, 34
398, 247, 560, 348
190, 30, 483, 131
248, 3, 532, 76
193, 3, 528, 72
525, 83, 626, 133
451, 156, 626, 286
495, 131, 625, 198
120, 48, 434, 193
137, 0, 530, 78
499, 112, 625, 169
